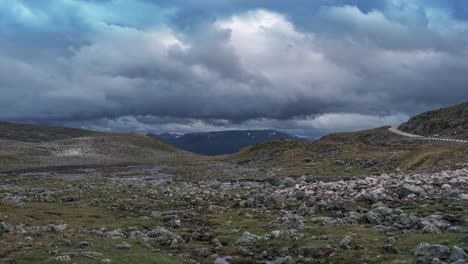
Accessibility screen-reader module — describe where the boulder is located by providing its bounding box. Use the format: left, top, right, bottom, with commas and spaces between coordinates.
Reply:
282, 178, 296, 188
412, 243, 450, 260
421, 224, 441, 234
114, 241, 132, 250
275, 214, 305, 230
236, 231, 261, 246
272, 256, 294, 264
398, 184, 425, 199
194, 248, 210, 258
265, 172, 282, 186
451, 246, 468, 262
339, 235, 353, 250
334, 200, 359, 212
147, 227, 184, 246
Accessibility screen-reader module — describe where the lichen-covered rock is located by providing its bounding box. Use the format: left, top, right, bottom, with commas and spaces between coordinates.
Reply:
339, 235, 353, 250
265, 171, 282, 186
275, 214, 305, 230
451, 246, 468, 262
236, 231, 262, 246
114, 241, 132, 250
412, 243, 450, 260
146, 227, 184, 246
272, 256, 294, 264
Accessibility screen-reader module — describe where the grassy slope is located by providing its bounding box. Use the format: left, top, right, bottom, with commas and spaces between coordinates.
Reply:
399, 101, 468, 138
0, 133, 185, 172
229, 127, 468, 179
0, 121, 102, 142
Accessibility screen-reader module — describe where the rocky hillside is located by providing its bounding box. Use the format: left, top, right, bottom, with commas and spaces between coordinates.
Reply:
399, 102, 468, 138
148, 130, 306, 155
230, 127, 468, 179
0, 121, 101, 142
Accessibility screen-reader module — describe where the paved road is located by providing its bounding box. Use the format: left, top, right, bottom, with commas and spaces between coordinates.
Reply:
388, 126, 468, 143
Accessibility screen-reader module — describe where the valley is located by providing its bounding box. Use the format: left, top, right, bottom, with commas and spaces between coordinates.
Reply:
0, 103, 468, 264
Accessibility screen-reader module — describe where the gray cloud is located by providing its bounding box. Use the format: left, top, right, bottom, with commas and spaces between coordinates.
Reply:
1, 1, 468, 136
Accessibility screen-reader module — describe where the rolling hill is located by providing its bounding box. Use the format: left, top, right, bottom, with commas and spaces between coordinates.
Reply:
0, 121, 184, 171
0, 121, 101, 142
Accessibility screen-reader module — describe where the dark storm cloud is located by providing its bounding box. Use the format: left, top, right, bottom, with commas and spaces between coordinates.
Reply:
1, 0, 468, 135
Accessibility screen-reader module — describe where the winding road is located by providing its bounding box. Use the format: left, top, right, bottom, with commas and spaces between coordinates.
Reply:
388, 126, 468, 143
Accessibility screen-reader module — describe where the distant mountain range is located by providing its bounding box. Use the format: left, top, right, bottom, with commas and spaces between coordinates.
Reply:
147, 130, 307, 155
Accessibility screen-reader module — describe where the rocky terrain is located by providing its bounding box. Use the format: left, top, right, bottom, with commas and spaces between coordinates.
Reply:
0, 163, 467, 263
399, 102, 468, 139
0, 110, 468, 263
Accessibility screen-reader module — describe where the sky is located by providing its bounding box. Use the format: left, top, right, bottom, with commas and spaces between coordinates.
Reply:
1, 0, 468, 138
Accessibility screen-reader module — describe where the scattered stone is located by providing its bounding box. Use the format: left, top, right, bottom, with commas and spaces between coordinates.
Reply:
114, 241, 132, 250
265, 171, 282, 186
451, 246, 468, 262
194, 248, 210, 258
236, 231, 262, 246
275, 214, 305, 230
339, 235, 353, 250
272, 256, 294, 264
15, 203, 26, 208
47, 224, 67, 233
78, 241, 91, 248
421, 224, 441, 234
398, 184, 425, 199
412, 243, 450, 260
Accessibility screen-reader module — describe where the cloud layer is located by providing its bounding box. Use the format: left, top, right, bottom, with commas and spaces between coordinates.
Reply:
1, 0, 468, 136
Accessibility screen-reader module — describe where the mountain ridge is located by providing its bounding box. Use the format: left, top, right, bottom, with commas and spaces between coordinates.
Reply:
147, 129, 307, 155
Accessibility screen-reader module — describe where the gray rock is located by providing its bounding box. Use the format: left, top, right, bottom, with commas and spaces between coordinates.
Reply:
272, 256, 295, 264
293, 191, 306, 201
78, 241, 91, 248
398, 184, 425, 198
451, 246, 468, 262
0, 222, 11, 234
147, 227, 184, 245
129, 231, 147, 241
47, 224, 67, 233
297, 203, 307, 216
114, 241, 132, 250
236, 231, 261, 246
382, 243, 399, 254
15, 203, 26, 208
276, 214, 305, 230
412, 243, 450, 260
194, 248, 210, 258
447, 226, 464, 233
421, 224, 441, 234
339, 235, 353, 250
462, 234, 468, 244
370, 203, 393, 217
334, 200, 359, 212
367, 211, 384, 225
282, 178, 296, 188
211, 238, 223, 249
344, 211, 365, 224
269, 230, 303, 241
265, 171, 282, 186
451, 260, 467, 264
